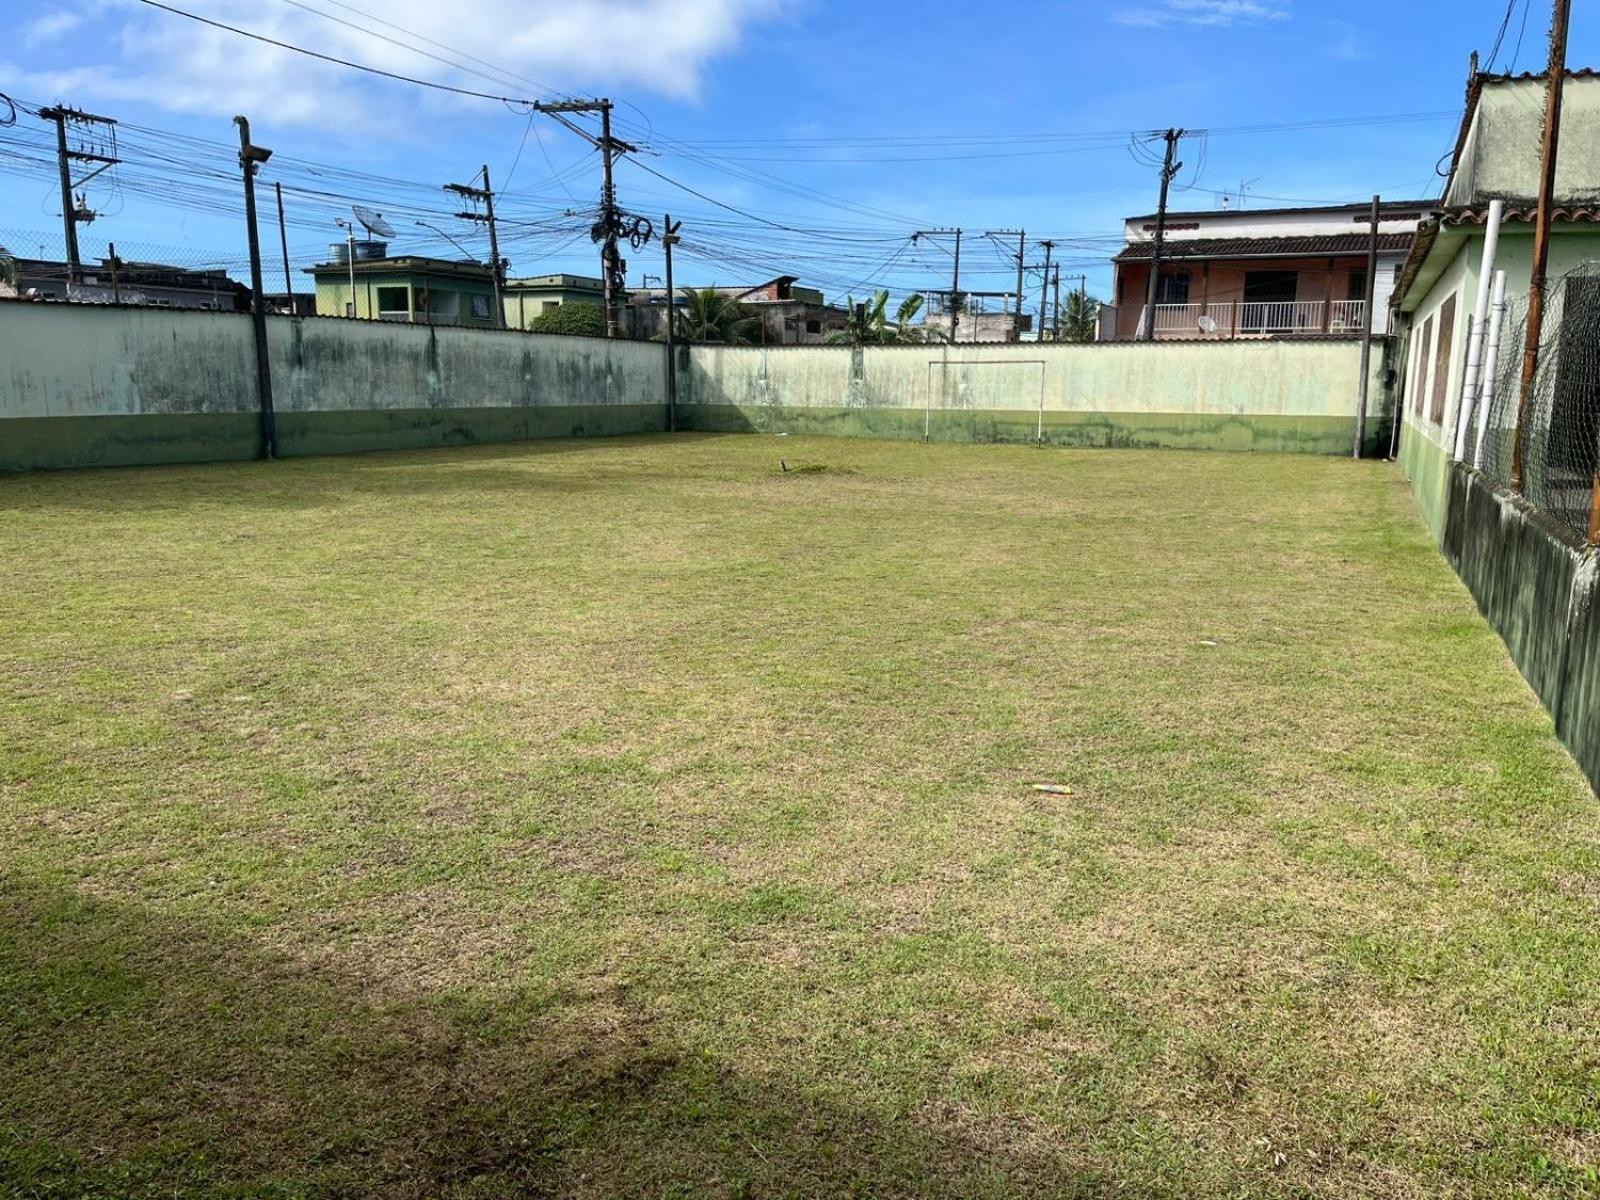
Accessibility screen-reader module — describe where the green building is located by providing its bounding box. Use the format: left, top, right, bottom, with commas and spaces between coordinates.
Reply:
309, 252, 499, 325
503, 273, 605, 330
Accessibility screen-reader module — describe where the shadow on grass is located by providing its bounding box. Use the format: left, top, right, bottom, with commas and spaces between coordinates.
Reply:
0, 875, 1093, 1200
0, 436, 705, 515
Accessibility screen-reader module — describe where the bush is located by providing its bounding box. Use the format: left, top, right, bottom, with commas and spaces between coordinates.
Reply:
526, 302, 606, 337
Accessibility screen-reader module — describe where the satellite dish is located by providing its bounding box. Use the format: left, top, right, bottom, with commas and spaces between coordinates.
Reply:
1197, 315, 1217, 333
352, 204, 397, 239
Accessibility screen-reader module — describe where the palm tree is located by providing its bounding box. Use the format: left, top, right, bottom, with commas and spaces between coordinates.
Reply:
828, 290, 925, 345
674, 287, 763, 345
1059, 291, 1101, 343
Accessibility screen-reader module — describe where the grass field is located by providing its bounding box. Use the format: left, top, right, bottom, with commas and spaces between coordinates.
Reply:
2, 433, 1598, 1199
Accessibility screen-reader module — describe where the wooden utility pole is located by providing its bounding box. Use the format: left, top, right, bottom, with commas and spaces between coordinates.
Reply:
234, 115, 276, 460
1510, 0, 1572, 491
1354, 194, 1381, 458
1139, 128, 1185, 341
662, 213, 682, 430
445, 165, 506, 328
38, 105, 119, 285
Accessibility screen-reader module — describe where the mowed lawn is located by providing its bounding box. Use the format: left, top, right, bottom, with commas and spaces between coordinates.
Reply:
2, 433, 1598, 1199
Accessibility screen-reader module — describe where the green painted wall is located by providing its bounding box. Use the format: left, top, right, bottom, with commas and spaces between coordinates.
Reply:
681, 340, 1390, 455
1399, 420, 1454, 542
0, 303, 668, 470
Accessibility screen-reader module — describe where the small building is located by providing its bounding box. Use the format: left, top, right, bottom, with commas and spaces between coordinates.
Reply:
307, 242, 498, 325
919, 294, 1032, 343
504, 273, 606, 329
1108, 199, 1428, 340
0, 253, 248, 310
1391, 67, 1600, 534
626, 276, 849, 344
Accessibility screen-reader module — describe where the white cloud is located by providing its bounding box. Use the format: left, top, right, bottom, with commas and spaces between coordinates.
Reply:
14, 0, 782, 128
24, 8, 91, 47
1115, 0, 1289, 28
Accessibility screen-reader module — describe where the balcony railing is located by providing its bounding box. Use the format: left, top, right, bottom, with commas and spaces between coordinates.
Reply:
1135, 299, 1372, 339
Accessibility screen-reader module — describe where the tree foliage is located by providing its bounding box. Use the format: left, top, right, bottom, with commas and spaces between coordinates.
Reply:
827, 290, 925, 345
674, 287, 763, 345
527, 302, 608, 338
1058, 291, 1101, 343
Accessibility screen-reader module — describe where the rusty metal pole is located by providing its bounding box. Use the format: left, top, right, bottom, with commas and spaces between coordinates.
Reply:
1510, 0, 1572, 492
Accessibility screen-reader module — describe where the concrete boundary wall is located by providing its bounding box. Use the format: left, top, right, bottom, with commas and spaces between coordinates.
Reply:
0, 302, 667, 470
1434, 463, 1600, 789
682, 339, 1390, 455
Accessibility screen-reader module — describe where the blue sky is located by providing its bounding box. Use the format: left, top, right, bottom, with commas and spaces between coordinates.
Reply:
3, 0, 1597, 307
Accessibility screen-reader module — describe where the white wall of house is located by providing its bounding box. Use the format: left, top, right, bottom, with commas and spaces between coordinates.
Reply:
1122, 205, 1427, 245
1446, 75, 1600, 207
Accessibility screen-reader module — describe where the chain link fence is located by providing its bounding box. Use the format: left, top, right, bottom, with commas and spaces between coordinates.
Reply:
1474, 264, 1600, 538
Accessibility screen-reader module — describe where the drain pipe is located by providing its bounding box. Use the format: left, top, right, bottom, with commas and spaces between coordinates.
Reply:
1454, 199, 1503, 461
1473, 269, 1509, 469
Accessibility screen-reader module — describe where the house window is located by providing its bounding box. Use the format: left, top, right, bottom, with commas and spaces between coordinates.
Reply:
1430, 294, 1457, 424
1156, 271, 1190, 304
541, 300, 561, 313
1347, 270, 1367, 301
376, 286, 410, 320
805, 319, 822, 334
1413, 315, 1434, 416
470, 294, 492, 320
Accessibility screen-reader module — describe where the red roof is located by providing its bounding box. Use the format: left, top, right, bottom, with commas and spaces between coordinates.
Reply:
1114, 232, 1416, 263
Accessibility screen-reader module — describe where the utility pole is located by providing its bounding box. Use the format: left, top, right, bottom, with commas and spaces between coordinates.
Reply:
1354, 194, 1380, 459
1139, 127, 1186, 341
274, 181, 293, 311
524, 99, 641, 338
600, 104, 622, 338
662, 213, 682, 431
912, 228, 963, 343
1511, 0, 1572, 493
108, 241, 119, 304
1052, 264, 1062, 343
38, 105, 119, 286
1037, 240, 1054, 344
445, 165, 506, 329
982, 229, 1025, 341
234, 116, 277, 461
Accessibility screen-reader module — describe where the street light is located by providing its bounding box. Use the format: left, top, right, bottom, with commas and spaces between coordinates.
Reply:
415, 220, 482, 264
334, 217, 358, 317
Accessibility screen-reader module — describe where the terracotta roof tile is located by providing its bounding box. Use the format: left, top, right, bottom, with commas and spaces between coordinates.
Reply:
1443, 205, 1600, 225
1114, 232, 1416, 263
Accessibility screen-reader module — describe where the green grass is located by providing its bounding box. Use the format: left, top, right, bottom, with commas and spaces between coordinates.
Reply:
2, 433, 1597, 1199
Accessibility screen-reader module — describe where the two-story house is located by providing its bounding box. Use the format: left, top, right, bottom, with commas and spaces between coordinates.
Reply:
1108, 199, 1429, 340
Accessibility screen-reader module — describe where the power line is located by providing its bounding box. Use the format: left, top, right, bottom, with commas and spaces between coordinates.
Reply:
131, 0, 548, 105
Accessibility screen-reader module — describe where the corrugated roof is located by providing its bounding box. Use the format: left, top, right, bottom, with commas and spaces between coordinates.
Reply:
1114, 232, 1416, 263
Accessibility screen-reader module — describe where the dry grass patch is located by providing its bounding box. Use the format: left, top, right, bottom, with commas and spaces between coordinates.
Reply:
2, 434, 1598, 1197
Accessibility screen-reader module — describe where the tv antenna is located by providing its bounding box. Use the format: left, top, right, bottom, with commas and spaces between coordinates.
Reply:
352, 204, 396, 239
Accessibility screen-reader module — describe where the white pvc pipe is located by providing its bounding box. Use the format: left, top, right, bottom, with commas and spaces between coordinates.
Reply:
1455, 199, 1504, 460
1474, 269, 1509, 469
